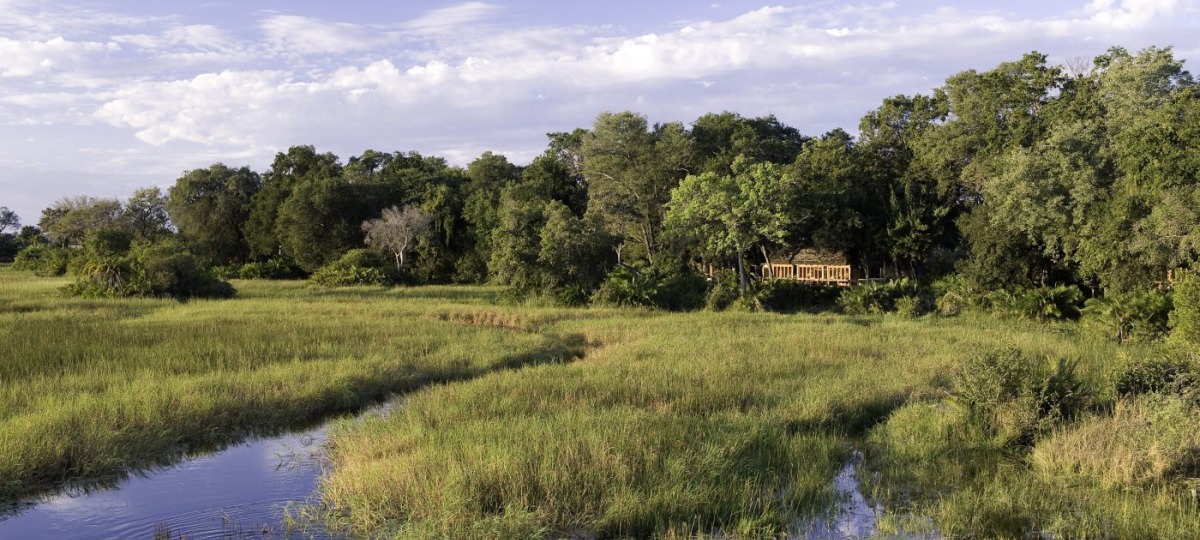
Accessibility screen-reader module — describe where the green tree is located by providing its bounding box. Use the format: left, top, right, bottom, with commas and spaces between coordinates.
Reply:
665, 159, 793, 293
167, 163, 261, 264
245, 146, 342, 259
124, 187, 173, 241
582, 111, 693, 265
37, 196, 124, 248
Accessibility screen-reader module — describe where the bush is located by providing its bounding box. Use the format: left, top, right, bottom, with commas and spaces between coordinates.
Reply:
951, 348, 1091, 447
704, 269, 740, 311
931, 275, 986, 316
1082, 290, 1172, 343
63, 238, 235, 299
238, 258, 305, 280
988, 285, 1083, 322
11, 244, 72, 276
309, 249, 402, 287
754, 280, 840, 313
1108, 356, 1197, 398
838, 278, 921, 315
590, 265, 659, 308
1170, 270, 1200, 347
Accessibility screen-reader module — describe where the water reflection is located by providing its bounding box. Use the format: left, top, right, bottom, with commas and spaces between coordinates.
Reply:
0, 428, 338, 540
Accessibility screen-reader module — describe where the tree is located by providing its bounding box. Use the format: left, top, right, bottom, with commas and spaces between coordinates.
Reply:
362, 205, 432, 271
582, 111, 693, 265
124, 187, 172, 241
462, 152, 521, 270
38, 196, 124, 247
167, 163, 261, 264
0, 207, 18, 234
665, 158, 793, 293
245, 146, 342, 259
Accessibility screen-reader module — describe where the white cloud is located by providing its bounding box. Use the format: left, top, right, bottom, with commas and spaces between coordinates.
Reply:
404, 2, 500, 33
261, 15, 394, 55
0, 36, 118, 77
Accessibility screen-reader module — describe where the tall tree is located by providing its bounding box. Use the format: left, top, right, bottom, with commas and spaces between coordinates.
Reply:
124, 187, 173, 241
0, 207, 17, 234
245, 146, 342, 259
665, 158, 794, 293
167, 163, 261, 264
582, 111, 693, 265
38, 196, 124, 248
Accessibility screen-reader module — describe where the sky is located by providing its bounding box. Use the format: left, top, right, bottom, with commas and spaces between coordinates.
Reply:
1, 0, 1198, 225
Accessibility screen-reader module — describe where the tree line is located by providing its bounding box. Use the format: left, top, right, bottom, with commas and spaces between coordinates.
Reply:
4, 46, 1200, 321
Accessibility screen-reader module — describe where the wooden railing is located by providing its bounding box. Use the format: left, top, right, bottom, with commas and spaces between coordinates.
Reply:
761, 264, 854, 286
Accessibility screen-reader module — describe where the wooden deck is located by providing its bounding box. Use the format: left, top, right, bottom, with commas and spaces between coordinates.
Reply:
760, 263, 856, 286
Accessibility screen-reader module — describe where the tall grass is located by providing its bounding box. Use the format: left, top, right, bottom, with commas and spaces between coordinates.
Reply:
318, 307, 1137, 538
0, 271, 576, 501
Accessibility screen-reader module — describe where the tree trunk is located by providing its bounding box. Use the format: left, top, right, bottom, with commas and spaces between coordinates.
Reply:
759, 245, 773, 278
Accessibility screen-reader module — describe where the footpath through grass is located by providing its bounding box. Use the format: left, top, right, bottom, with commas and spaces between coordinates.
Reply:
0, 271, 582, 501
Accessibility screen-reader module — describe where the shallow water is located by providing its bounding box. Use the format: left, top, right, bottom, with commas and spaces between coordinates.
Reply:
0, 427, 338, 539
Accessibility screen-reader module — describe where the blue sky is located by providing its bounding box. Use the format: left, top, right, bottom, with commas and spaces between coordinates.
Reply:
1, 0, 1198, 224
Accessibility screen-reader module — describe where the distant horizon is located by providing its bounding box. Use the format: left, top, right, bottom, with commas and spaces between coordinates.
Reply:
2, 0, 1198, 224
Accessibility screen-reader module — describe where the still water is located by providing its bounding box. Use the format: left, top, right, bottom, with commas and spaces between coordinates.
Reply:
0, 426, 338, 539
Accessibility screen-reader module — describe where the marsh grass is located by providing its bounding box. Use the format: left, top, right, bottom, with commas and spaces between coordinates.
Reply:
317, 308, 1142, 538
0, 271, 576, 501
6, 267, 1195, 538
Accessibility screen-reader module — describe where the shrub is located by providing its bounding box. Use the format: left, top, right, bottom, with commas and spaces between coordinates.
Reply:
1108, 356, 1197, 398
11, 244, 72, 276
1170, 270, 1200, 347
988, 285, 1083, 322
590, 265, 658, 308
931, 275, 986, 316
754, 280, 840, 312
951, 348, 1091, 447
1082, 290, 1172, 343
63, 238, 235, 299
238, 258, 305, 280
838, 278, 921, 315
309, 249, 402, 287
704, 269, 740, 311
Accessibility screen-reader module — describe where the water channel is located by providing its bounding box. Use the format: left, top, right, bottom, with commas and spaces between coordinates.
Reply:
0, 425, 338, 539
1, 420, 921, 539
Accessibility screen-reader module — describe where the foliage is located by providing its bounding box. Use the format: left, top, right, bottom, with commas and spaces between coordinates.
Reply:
1082, 289, 1173, 343
309, 249, 402, 287
838, 278, 921, 315
590, 265, 659, 308
167, 163, 260, 265
1169, 269, 1200, 347
1107, 356, 1197, 398
11, 244, 72, 276
951, 348, 1091, 447
62, 235, 235, 300
988, 285, 1083, 322
236, 258, 305, 280
753, 280, 840, 312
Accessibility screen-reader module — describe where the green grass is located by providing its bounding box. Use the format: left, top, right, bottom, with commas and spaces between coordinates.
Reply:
0, 271, 581, 500
5, 268, 1198, 538
316, 304, 1189, 538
